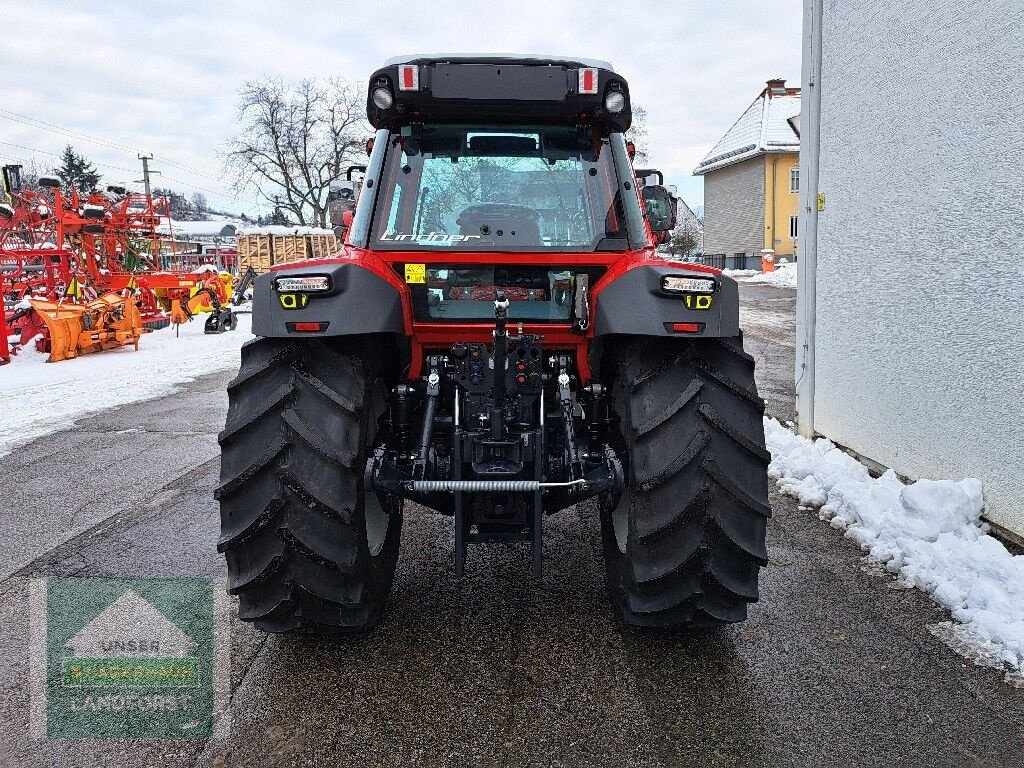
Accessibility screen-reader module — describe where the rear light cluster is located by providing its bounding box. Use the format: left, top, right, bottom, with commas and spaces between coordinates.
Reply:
373, 65, 417, 111
579, 68, 626, 114
662, 276, 716, 294
274, 276, 331, 293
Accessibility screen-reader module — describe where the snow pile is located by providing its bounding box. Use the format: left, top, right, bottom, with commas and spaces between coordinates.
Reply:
0, 313, 253, 457
156, 218, 241, 237
745, 262, 798, 288
764, 417, 1024, 677
723, 268, 760, 278
236, 225, 335, 236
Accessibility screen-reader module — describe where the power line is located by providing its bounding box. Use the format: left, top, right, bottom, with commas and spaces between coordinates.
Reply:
0, 108, 138, 153
0, 107, 230, 185
0, 138, 243, 203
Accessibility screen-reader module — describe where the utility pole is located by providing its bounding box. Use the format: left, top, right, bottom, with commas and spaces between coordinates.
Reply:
138, 153, 160, 197
138, 153, 162, 260
795, 0, 823, 438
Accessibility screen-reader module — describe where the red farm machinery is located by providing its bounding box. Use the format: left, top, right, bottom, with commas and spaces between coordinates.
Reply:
1, 164, 236, 363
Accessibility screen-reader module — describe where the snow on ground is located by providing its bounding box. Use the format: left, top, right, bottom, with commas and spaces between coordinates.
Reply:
723, 268, 761, 278
744, 262, 798, 288
0, 312, 253, 458
765, 417, 1024, 683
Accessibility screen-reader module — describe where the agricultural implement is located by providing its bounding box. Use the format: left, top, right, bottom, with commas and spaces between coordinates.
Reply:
217, 55, 770, 633
1, 165, 237, 361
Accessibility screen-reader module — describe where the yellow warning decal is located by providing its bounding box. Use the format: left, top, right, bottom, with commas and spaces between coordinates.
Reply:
126, 275, 137, 290
684, 294, 714, 310
404, 263, 426, 284
64, 277, 83, 299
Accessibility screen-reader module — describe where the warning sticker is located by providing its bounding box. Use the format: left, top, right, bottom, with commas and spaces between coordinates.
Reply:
404, 264, 426, 284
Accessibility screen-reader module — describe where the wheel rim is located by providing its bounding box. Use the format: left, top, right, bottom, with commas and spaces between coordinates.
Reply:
365, 490, 389, 556
611, 488, 631, 554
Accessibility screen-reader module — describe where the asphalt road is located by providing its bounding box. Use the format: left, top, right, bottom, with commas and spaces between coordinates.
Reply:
1, 282, 1022, 768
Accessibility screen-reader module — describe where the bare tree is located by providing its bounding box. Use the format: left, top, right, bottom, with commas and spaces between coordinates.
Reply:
628, 105, 651, 165
665, 221, 700, 258
190, 192, 208, 215
224, 77, 370, 227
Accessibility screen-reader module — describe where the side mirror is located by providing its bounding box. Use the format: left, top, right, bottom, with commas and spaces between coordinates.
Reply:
642, 185, 676, 234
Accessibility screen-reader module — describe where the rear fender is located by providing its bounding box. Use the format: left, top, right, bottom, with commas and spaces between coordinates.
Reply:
251, 254, 411, 338
591, 261, 739, 338
593, 259, 737, 339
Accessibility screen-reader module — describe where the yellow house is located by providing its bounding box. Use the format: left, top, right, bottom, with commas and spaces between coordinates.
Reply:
694, 79, 801, 269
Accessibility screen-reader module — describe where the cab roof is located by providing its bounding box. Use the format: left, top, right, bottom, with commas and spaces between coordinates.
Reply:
383, 53, 617, 72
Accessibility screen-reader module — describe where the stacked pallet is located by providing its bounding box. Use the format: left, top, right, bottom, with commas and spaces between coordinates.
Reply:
237, 227, 339, 274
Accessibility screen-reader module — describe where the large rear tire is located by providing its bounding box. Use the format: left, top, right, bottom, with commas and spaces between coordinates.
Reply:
215, 337, 401, 633
601, 334, 771, 628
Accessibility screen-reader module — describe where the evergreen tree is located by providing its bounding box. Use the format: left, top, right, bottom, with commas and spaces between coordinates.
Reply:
55, 145, 101, 194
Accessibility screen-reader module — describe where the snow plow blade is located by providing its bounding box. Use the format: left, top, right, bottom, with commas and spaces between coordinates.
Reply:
29, 293, 146, 362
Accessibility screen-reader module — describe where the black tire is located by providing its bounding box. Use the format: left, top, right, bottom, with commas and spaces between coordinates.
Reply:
601, 334, 771, 628
215, 337, 402, 633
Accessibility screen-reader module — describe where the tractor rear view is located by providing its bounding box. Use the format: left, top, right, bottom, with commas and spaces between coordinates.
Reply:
216, 56, 770, 632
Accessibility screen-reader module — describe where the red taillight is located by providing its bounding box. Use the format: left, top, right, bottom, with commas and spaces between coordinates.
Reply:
671, 322, 701, 333
293, 322, 324, 332
399, 65, 419, 91
579, 68, 598, 95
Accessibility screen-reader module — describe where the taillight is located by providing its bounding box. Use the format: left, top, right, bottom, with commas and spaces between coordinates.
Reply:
670, 322, 702, 333
399, 65, 419, 91
291, 322, 326, 332
578, 68, 598, 95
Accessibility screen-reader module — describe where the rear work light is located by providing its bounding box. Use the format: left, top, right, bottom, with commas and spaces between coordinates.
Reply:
371, 86, 394, 109
604, 89, 626, 114
662, 276, 716, 294
274, 276, 330, 293
398, 64, 419, 91
578, 68, 598, 95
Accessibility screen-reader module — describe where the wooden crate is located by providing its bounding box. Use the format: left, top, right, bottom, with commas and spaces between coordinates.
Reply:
307, 233, 340, 259
237, 232, 340, 272
237, 234, 272, 274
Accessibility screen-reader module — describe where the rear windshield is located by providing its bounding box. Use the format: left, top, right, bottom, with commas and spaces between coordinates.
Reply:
371, 124, 627, 251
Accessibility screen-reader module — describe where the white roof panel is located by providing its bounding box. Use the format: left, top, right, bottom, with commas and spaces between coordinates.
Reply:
383, 53, 616, 72
695, 84, 800, 175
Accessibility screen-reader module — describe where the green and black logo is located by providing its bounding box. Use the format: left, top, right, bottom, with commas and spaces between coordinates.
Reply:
38, 578, 218, 739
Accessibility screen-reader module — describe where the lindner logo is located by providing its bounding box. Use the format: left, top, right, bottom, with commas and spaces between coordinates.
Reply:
33, 578, 224, 739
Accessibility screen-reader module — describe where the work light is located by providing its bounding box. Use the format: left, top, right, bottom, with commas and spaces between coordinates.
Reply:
371, 86, 394, 110
662, 276, 716, 294
275, 276, 331, 293
604, 89, 626, 114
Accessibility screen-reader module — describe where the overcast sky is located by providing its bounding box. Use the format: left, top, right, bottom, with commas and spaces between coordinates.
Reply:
1, 0, 801, 214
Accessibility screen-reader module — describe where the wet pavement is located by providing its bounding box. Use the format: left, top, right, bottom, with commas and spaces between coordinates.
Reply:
1, 282, 1022, 768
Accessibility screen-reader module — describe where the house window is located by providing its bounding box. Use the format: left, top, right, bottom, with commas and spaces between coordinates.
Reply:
789, 215, 799, 239
790, 168, 800, 193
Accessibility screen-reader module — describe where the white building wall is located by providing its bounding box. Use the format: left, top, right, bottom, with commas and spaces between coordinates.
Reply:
812, 0, 1024, 534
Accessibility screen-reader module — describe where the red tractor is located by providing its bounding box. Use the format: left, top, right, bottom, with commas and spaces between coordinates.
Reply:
217, 56, 770, 632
